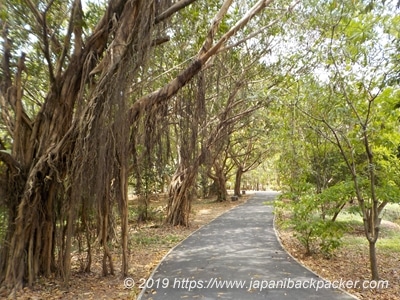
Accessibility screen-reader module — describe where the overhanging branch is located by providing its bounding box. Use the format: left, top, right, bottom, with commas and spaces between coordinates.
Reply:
155, 0, 198, 24
128, 0, 276, 125
0, 150, 22, 173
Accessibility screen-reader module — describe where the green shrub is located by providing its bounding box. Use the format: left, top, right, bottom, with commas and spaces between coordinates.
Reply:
276, 192, 344, 257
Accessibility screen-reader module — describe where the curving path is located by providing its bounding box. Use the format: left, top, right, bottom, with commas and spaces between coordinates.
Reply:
138, 191, 357, 300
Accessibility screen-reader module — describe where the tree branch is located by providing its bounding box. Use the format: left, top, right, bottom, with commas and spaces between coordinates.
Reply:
129, 0, 275, 125
24, 0, 58, 83
0, 150, 22, 173
199, 0, 274, 63
155, 0, 198, 24
129, 59, 203, 123
198, 0, 233, 55
216, 21, 277, 54
56, 0, 83, 77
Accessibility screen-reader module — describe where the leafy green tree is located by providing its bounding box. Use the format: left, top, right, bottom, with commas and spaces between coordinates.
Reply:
270, 0, 400, 280
292, 0, 400, 279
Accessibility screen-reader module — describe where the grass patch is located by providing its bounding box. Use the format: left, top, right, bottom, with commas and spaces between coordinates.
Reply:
381, 203, 400, 224
132, 232, 162, 246
341, 231, 400, 253
341, 235, 366, 247
334, 212, 363, 223
132, 231, 182, 247
334, 211, 400, 254
376, 235, 400, 252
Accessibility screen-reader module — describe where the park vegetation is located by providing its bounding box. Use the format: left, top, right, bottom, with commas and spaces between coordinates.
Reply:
0, 0, 399, 296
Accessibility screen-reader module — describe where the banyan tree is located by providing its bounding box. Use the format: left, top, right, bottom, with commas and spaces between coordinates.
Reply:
0, 0, 280, 293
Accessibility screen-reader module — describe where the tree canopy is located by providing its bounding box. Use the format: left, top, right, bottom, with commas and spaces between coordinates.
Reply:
0, 0, 399, 294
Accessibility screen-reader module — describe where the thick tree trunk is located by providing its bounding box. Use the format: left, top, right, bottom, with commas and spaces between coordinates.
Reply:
166, 165, 198, 226
234, 167, 244, 196
213, 164, 228, 202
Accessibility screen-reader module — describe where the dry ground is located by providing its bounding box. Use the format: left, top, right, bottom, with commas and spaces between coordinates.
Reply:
276, 218, 400, 300
6, 193, 250, 300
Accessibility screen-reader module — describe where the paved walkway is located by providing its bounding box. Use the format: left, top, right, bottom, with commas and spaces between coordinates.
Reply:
138, 191, 357, 299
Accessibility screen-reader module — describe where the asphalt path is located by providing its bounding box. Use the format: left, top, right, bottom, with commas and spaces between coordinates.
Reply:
138, 191, 357, 299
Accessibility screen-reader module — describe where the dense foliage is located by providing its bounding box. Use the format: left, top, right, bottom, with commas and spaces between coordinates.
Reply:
0, 0, 399, 293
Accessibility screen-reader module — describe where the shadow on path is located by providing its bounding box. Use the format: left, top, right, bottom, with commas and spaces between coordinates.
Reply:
138, 191, 356, 300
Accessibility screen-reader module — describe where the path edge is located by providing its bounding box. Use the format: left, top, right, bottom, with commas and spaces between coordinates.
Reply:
271, 199, 359, 300
136, 195, 254, 299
